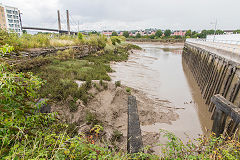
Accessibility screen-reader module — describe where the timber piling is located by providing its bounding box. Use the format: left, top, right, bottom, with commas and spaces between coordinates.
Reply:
183, 42, 240, 136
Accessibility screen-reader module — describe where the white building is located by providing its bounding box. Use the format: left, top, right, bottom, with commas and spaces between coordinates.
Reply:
0, 3, 22, 34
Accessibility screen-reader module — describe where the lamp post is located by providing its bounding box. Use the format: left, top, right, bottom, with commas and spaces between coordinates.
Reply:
211, 19, 217, 42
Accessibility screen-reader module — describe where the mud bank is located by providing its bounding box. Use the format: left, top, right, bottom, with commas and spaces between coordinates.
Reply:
130, 41, 184, 47
51, 80, 178, 152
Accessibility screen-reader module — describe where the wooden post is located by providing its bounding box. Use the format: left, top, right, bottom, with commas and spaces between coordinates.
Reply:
127, 95, 143, 153
211, 108, 224, 137
211, 94, 240, 136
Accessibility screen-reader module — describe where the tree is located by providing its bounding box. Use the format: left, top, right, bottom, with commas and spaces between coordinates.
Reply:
123, 31, 129, 38
198, 30, 207, 38
136, 33, 141, 38
88, 31, 98, 35
22, 30, 27, 34
111, 31, 118, 36
164, 29, 171, 37
185, 30, 192, 37
155, 30, 163, 38
215, 30, 224, 35
149, 34, 155, 39
234, 30, 240, 34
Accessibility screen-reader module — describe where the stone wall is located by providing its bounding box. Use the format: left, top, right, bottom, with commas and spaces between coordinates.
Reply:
3, 45, 99, 71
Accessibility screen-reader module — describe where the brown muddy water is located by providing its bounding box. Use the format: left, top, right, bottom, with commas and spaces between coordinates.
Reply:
110, 42, 213, 141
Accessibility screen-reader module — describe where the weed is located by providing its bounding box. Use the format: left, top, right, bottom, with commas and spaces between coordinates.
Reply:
85, 78, 92, 89
112, 130, 123, 142
85, 111, 100, 126
115, 81, 121, 87
78, 32, 83, 40
56, 48, 74, 60
102, 82, 108, 90
126, 87, 131, 93
69, 99, 78, 112
99, 79, 103, 86
93, 82, 101, 91
111, 36, 121, 45
66, 122, 79, 137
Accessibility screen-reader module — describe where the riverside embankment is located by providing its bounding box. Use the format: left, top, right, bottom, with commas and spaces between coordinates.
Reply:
109, 42, 213, 153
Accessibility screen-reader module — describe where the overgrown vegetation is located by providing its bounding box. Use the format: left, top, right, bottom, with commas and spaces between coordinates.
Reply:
0, 29, 106, 51
0, 45, 156, 159
160, 130, 240, 159
31, 43, 137, 105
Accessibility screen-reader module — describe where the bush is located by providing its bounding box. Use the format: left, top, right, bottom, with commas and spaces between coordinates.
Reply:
126, 87, 131, 93
149, 34, 155, 39
78, 32, 83, 40
115, 81, 121, 87
111, 31, 118, 36
136, 33, 141, 38
111, 36, 121, 45
85, 111, 100, 126
112, 130, 123, 142
123, 31, 129, 38
56, 48, 74, 60
86, 35, 107, 50
160, 130, 240, 159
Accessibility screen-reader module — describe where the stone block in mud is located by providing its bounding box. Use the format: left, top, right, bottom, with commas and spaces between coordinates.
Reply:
127, 95, 143, 153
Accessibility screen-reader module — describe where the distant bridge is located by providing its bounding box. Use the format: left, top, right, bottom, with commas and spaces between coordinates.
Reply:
22, 26, 78, 35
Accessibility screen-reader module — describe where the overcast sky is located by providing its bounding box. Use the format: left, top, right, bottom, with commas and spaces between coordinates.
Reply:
1, 0, 240, 31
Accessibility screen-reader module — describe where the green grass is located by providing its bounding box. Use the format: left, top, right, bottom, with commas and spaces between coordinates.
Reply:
31, 43, 131, 105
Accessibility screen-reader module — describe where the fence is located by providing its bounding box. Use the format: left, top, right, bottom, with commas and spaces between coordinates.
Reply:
206, 34, 240, 45
186, 38, 240, 56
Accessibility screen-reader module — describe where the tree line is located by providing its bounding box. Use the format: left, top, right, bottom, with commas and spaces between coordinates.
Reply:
111, 29, 240, 39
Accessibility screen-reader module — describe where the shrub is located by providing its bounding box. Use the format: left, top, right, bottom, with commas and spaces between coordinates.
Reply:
115, 81, 121, 87
112, 130, 123, 142
111, 31, 118, 36
123, 31, 129, 38
104, 44, 115, 54
78, 32, 83, 40
136, 33, 141, 38
160, 130, 240, 159
99, 79, 103, 86
94, 82, 102, 91
149, 34, 155, 39
69, 99, 78, 112
102, 81, 108, 90
126, 87, 131, 93
0, 44, 14, 57
56, 48, 74, 60
85, 111, 100, 126
111, 36, 121, 45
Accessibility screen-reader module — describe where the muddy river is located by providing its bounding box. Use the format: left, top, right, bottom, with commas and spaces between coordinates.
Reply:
110, 42, 213, 141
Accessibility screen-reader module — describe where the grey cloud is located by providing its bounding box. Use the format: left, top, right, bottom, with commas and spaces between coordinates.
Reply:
1, 0, 240, 30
